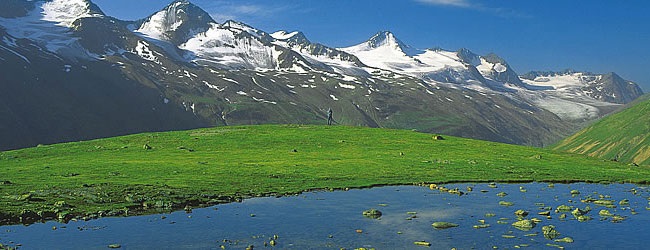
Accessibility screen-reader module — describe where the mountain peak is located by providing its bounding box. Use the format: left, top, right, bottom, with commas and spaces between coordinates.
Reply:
367, 31, 401, 48
363, 31, 419, 56
135, 0, 215, 44
42, 0, 104, 27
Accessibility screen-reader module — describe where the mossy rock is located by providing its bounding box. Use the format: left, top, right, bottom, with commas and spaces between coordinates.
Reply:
514, 210, 529, 217
414, 241, 431, 246
499, 201, 514, 206
554, 237, 574, 243
512, 219, 535, 231
542, 225, 561, 240
598, 210, 613, 217
556, 205, 572, 212
496, 192, 508, 197
576, 215, 592, 222
432, 222, 459, 229
362, 209, 382, 219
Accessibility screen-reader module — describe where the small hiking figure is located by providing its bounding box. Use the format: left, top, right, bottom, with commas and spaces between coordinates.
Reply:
327, 108, 333, 125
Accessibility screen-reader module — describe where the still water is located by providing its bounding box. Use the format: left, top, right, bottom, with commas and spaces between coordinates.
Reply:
1, 183, 648, 249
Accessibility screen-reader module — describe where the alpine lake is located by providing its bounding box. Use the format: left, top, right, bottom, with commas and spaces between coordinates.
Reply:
1, 182, 648, 249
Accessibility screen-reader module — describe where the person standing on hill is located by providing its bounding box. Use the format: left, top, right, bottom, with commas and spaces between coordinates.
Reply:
327, 108, 333, 125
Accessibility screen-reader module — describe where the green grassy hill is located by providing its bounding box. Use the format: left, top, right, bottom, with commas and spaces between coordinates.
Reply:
2, 125, 649, 225
554, 94, 650, 165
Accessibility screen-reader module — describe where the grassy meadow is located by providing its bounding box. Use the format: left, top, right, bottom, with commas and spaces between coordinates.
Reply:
1, 125, 649, 224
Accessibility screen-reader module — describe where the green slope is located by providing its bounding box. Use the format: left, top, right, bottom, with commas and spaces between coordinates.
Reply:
2, 125, 649, 225
554, 94, 650, 165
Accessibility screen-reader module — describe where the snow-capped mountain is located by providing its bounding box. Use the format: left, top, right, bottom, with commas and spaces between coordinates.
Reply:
0, 0, 644, 151
521, 70, 643, 104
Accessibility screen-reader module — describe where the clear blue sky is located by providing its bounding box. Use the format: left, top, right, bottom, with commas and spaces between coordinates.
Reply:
93, 0, 650, 91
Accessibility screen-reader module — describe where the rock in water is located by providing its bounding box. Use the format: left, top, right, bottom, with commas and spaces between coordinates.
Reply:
542, 225, 561, 240
512, 220, 535, 231
432, 222, 459, 229
362, 209, 382, 219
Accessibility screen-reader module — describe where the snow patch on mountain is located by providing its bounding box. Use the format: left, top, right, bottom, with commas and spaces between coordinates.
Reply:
0, 0, 99, 56
42, 0, 100, 27
521, 72, 593, 89
180, 23, 280, 69
270, 31, 300, 40
135, 1, 187, 40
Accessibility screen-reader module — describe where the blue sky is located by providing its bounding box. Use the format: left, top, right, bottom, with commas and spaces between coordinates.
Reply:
93, 0, 650, 90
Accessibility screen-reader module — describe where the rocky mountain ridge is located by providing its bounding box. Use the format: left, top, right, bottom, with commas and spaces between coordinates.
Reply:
0, 0, 643, 150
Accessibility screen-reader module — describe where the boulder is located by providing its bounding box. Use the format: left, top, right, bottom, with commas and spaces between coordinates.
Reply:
432, 222, 459, 229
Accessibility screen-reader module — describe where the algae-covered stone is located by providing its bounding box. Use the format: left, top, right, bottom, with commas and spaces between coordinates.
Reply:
598, 210, 613, 217
473, 224, 490, 229
619, 199, 630, 206
542, 225, 561, 240
593, 200, 615, 206
571, 208, 588, 217
576, 215, 592, 222
538, 211, 551, 216
497, 192, 508, 197
554, 237, 574, 243
512, 220, 535, 231
611, 215, 626, 223
499, 201, 514, 207
362, 209, 382, 219
514, 210, 529, 217
432, 222, 459, 229
555, 205, 572, 212
414, 241, 431, 246
570, 190, 580, 195
488, 183, 498, 188
108, 244, 121, 248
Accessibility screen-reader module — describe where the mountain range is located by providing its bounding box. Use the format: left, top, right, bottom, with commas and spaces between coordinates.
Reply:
0, 0, 644, 150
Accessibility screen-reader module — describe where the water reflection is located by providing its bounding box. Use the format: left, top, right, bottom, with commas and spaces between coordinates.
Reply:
0, 183, 648, 249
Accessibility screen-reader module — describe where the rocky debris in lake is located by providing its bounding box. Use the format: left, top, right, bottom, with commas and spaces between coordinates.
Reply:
428, 184, 464, 196
512, 219, 536, 231
473, 224, 490, 229
108, 244, 121, 248
519, 186, 527, 192
542, 225, 561, 240
499, 201, 514, 206
554, 237, 574, 243
514, 210, 529, 217
570, 190, 580, 195
555, 205, 572, 212
538, 211, 551, 216
362, 209, 382, 219
576, 215, 592, 222
571, 207, 590, 217
488, 183, 498, 188
414, 241, 431, 246
598, 210, 613, 217
432, 222, 459, 229
619, 199, 630, 206
611, 215, 627, 223
497, 192, 508, 197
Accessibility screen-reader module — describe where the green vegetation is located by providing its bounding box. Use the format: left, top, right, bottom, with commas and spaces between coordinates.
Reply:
554, 94, 650, 165
1, 125, 649, 225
